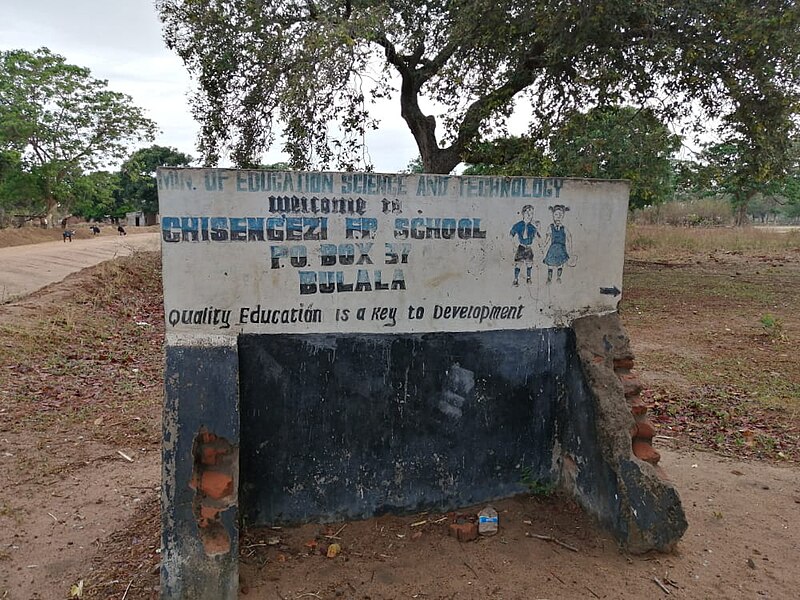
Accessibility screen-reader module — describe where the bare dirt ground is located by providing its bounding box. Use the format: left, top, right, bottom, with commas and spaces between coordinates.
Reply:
0, 225, 798, 600
0, 228, 159, 302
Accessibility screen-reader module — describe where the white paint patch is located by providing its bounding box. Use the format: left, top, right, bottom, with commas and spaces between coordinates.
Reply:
159, 169, 628, 337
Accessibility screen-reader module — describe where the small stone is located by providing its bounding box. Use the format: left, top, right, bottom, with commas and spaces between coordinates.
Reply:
747, 558, 756, 569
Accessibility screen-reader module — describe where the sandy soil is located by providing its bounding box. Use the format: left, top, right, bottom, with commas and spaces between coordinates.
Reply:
0, 234, 798, 599
0, 232, 159, 302
2, 435, 797, 600
234, 446, 800, 600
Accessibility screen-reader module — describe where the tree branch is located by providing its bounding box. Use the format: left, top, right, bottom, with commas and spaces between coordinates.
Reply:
445, 45, 551, 165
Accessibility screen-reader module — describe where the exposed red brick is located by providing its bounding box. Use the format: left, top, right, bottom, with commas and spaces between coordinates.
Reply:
613, 357, 635, 371
448, 522, 478, 543
632, 440, 661, 465
200, 443, 231, 466
200, 446, 219, 466
200, 504, 220, 519
633, 420, 656, 440
200, 470, 234, 500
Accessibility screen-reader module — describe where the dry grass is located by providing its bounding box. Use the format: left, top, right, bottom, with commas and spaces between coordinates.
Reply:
0, 251, 164, 446
626, 223, 800, 259
623, 225, 800, 460
0, 227, 87, 247
632, 197, 733, 226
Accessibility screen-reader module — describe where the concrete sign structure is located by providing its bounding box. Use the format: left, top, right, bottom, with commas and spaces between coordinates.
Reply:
159, 169, 687, 599
161, 170, 627, 336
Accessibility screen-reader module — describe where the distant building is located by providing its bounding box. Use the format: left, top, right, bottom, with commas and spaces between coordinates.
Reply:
126, 211, 158, 226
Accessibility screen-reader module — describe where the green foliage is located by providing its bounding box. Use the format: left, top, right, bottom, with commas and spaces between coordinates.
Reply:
548, 107, 681, 209
759, 314, 784, 339
259, 162, 292, 171
402, 156, 424, 174
0, 150, 45, 215
679, 138, 800, 224
118, 145, 193, 214
520, 466, 555, 497
0, 48, 157, 217
463, 136, 551, 177
70, 171, 123, 221
461, 107, 680, 209
158, 1, 800, 175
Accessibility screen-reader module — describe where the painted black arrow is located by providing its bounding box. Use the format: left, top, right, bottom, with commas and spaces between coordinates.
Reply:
599, 286, 621, 297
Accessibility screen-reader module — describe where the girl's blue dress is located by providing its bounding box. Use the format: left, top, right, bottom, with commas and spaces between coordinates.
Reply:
544, 224, 569, 266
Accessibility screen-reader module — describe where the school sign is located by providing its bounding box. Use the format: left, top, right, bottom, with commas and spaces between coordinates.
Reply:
158, 169, 686, 599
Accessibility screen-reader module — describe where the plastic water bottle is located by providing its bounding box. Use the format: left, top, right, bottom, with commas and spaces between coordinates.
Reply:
478, 505, 499, 536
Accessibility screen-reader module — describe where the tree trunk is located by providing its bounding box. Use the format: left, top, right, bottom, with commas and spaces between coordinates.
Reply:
422, 146, 461, 175
397, 70, 461, 175
732, 190, 756, 227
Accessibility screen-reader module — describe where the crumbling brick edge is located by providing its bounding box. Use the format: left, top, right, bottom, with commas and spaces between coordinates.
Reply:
569, 312, 688, 553
190, 429, 239, 555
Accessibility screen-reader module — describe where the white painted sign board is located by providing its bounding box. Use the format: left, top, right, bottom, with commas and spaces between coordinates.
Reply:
158, 169, 628, 337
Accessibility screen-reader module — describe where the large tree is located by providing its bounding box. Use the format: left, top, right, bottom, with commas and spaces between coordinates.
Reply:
462, 136, 552, 177
158, 0, 800, 175
70, 171, 123, 222
117, 145, 194, 215
0, 150, 44, 219
547, 106, 681, 208
0, 48, 157, 220
462, 106, 680, 209
684, 136, 800, 225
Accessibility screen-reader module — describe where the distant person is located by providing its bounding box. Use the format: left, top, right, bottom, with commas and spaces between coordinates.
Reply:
63, 230, 74, 242
90, 225, 100, 235
117, 225, 127, 236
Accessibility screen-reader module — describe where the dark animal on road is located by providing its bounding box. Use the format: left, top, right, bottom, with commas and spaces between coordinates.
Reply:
63, 230, 74, 242
90, 226, 100, 235
117, 225, 127, 236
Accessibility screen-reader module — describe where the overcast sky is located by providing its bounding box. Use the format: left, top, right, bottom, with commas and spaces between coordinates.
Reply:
1, 0, 421, 172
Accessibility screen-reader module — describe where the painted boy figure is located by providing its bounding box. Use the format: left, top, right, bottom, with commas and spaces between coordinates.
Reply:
510, 204, 541, 286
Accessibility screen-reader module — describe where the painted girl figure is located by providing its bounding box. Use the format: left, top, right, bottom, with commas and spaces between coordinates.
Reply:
543, 204, 575, 284
509, 204, 541, 286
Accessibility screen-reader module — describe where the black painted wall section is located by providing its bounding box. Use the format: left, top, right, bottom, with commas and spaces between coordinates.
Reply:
559, 351, 625, 538
162, 345, 240, 600
238, 329, 619, 526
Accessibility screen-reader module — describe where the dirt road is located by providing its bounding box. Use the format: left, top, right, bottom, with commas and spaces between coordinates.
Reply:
0, 232, 159, 302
